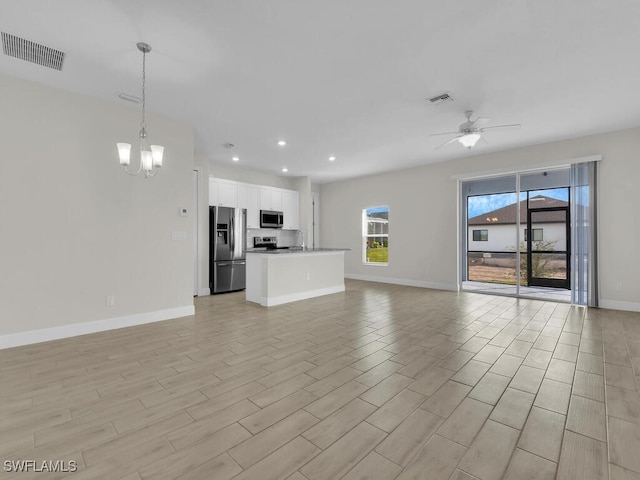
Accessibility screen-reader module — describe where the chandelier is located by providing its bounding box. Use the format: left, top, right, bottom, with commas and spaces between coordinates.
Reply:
117, 42, 164, 177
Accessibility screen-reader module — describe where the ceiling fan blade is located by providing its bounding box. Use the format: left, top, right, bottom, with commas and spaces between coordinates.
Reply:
480, 123, 521, 131
434, 135, 462, 150
470, 117, 491, 127
427, 131, 460, 137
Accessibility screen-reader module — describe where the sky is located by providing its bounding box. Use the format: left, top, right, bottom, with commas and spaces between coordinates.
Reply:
366, 206, 388, 214
468, 188, 569, 218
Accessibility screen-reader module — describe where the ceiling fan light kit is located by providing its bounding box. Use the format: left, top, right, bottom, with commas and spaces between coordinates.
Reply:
459, 133, 481, 149
429, 110, 521, 151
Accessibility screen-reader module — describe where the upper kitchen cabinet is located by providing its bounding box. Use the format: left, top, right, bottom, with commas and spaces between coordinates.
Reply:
209, 177, 300, 230
238, 184, 260, 229
260, 187, 283, 211
208, 178, 218, 206
209, 178, 238, 207
281, 189, 300, 230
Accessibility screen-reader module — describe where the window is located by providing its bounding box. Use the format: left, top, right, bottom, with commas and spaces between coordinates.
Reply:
363, 206, 388, 265
472, 229, 488, 241
524, 228, 543, 241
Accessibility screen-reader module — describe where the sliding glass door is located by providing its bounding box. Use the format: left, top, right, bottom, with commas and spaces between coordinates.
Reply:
460, 163, 597, 306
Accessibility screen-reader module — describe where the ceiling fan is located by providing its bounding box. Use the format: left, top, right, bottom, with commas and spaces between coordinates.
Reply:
428, 110, 521, 150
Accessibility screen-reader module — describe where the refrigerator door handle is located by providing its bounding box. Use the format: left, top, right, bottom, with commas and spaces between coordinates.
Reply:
230, 213, 235, 255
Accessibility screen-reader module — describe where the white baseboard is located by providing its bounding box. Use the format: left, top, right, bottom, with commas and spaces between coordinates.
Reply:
0, 305, 195, 350
345, 273, 458, 292
198, 287, 211, 296
261, 285, 346, 307
598, 299, 640, 313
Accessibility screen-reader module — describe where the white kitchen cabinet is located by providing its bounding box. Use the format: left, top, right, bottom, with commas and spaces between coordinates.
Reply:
208, 178, 219, 206
211, 179, 297, 229
218, 180, 238, 207
237, 183, 248, 209
281, 189, 300, 230
259, 187, 283, 211
209, 178, 238, 207
238, 184, 260, 228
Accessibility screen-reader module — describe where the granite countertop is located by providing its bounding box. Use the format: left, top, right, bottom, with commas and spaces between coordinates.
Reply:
246, 247, 349, 255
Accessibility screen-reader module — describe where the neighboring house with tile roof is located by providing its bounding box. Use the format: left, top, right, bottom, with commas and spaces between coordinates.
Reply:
468, 195, 568, 252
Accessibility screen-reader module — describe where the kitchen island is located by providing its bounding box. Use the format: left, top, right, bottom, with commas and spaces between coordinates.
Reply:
245, 248, 347, 306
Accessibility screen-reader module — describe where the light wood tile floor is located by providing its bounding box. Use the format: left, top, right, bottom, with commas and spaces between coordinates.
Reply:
2, 279, 640, 479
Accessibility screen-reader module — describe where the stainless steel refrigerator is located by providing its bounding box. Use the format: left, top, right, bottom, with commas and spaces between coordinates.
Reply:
210, 206, 247, 293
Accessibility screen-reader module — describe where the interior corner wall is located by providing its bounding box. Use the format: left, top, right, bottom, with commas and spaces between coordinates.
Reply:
0, 73, 195, 345
319, 127, 640, 311
294, 177, 312, 250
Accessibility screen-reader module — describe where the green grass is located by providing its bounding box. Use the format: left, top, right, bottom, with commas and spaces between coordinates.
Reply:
366, 247, 388, 263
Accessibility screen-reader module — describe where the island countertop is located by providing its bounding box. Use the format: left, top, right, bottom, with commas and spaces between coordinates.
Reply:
245, 249, 346, 306
246, 247, 349, 255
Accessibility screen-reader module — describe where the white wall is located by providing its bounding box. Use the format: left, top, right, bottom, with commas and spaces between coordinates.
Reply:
321, 164, 458, 291
202, 159, 298, 190
0, 73, 195, 346
320, 127, 640, 311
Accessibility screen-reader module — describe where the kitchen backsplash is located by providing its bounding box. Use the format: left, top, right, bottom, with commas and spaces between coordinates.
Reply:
247, 228, 302, 248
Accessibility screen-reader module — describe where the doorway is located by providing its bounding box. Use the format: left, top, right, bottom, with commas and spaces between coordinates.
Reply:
312, 192, 320, 248
192, 168, 201, 296
527, 205, 570, 289
460, 163, 598, 306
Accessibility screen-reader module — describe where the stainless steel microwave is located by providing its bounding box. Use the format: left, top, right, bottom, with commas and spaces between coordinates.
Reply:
260, 210, 284, 228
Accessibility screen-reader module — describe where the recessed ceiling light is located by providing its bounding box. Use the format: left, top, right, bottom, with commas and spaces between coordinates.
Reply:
282, 167, 288, 173
232, 156, 239, 162
328, 156, 336, 161
277, 140, 287, 147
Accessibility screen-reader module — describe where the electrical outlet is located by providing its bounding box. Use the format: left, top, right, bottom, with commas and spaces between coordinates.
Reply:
106, 295, 115, 307
615, 283, 623, 292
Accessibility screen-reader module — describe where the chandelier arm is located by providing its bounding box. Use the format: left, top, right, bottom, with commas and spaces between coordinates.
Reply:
144, 168, 160, 178
123, 162, 144, 176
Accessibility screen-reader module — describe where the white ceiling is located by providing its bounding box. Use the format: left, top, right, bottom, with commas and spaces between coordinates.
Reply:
2, 1, 639, 183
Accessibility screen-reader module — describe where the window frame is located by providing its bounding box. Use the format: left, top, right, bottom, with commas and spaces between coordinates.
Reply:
524, 228, 544, 242
362, 205, 389, 266
472, 229, 488, 242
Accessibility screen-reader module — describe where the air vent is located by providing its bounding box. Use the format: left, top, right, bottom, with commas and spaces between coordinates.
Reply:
1, 32, 65, 71
117, 92, 141, 103
428, 92, 454, 105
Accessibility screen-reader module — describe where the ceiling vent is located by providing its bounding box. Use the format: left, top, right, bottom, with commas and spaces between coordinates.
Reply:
117, 92, 141, 103
428, 92, 454, 105
1, 32, 65, 71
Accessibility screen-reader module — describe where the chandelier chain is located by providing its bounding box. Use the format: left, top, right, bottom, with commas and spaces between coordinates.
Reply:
140, 49, 146, 131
